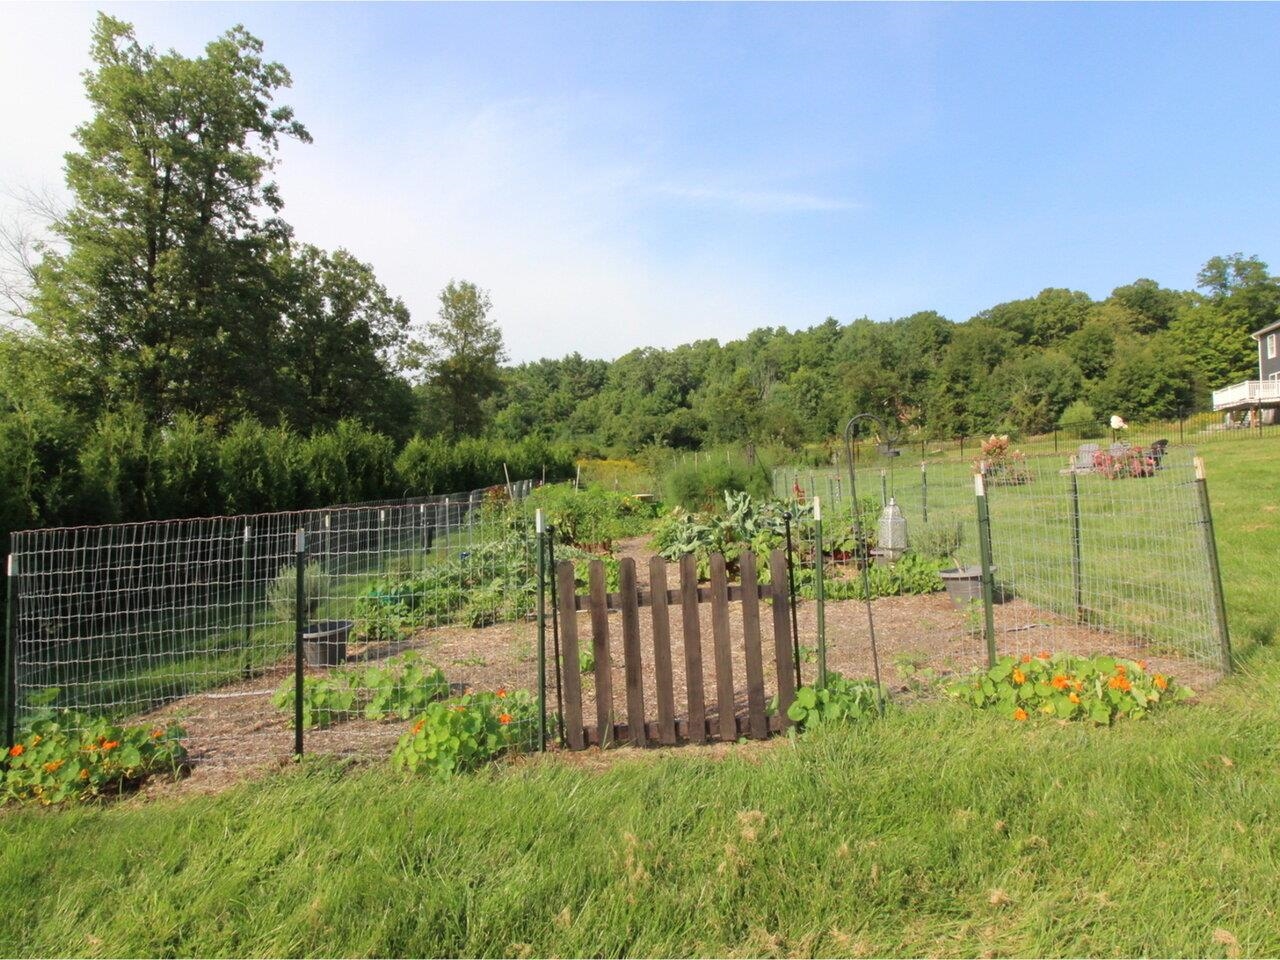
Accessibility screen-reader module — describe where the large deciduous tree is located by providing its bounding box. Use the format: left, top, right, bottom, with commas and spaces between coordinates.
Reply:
30, 14, 311, 423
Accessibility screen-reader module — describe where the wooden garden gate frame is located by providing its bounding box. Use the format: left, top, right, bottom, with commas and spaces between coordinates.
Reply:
553, 548, 798, 749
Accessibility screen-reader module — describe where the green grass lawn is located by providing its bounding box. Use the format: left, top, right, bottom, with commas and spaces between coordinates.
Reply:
1, 439, 1276, 958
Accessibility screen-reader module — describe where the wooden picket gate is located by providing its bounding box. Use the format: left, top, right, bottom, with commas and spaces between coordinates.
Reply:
553, 548, 798, 749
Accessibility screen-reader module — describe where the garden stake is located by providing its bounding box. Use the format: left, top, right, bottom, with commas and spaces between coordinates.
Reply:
843, 414, 887, 715
240, 525, 253, 679
1194, 457, 1233, 674
294, 529, 305, 758
783, 512, 801, 689
880, 469, 888, 508
814, 498, 827, 689
3, 554, 17, 754
921, 462, 928, 524
1069, 471, 1084, 623
974, 475, 998, 668
535, 510, 547, 751
547, 525, 565, 748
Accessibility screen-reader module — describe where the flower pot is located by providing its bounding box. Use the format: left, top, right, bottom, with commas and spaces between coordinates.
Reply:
939, 566, 993, 607
302, 619, 353, 667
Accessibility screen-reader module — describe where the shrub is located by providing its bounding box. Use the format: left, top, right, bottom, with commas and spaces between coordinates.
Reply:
662, 458, 772, 512
149, 413, 222, 518
912, 522, 964, 563
1093, 446, 1157, 479
218, 418, 301, 514
392, 688, 539, 778
1057, 399, 1102, 439
266, 561, 329, 622
299, 419, 396, 506
3, 691, 186, 805
74, 405, 152, 523
524, 483, 657, 549
395, 435, 573, 497
973, 435, 1032, 486
947, 652, 1193, 724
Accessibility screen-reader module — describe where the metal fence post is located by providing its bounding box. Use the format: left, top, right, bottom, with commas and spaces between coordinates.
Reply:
547, 524, 565, 748
1193, 457, 1233, 674
974, 474, 998, 668
921, 462, 929, 524
783, 512, 801, 689
535, 510, 547, 751
879, 469, 888, 507
4, 554, 17, 751
294, 528, 306, 758
1069, 472, 1084, 623
814, 498, 827, 689
241, 524, 253, 679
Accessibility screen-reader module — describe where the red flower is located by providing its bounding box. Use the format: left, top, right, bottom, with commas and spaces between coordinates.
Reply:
1013, 708, 1029, 722
8, 744, 23, 758
498, 713, 513, 725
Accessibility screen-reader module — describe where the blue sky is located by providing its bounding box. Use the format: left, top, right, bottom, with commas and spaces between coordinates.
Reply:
3, 2, 1278, 362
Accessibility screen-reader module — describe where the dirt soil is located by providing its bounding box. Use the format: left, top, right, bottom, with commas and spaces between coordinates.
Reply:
141, 534, 1220, 788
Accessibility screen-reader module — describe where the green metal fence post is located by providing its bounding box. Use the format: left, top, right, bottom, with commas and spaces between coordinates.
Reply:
921, 462, 929, 524
880, 469, 888, 507
535, 510, 547, 751
814, 498, 827, 689
294, 529, 306, 758
974, 474, 998, 668
4, 554, 17, 752
1194, 457, 1233, 675
783, 511, 801, 689
1069, 471, 1084, 623
240, 524, 253, 679
547, 524, 565, 748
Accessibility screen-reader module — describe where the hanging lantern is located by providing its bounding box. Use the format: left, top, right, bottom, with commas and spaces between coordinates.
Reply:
877, 497, 909, 561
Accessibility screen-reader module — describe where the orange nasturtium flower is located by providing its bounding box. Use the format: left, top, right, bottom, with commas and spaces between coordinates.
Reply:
1050, 675, 1069, 690
1011, 668, 1026, 685
1107, 675, 1132, 693
1013, 708, 1029, 722
101, 740, 120, 751
1137, 660, 1148, 671
43, 759, 64, 774
1020, 654, 1032, 664
79, 769, 90, 780
150, 728, 165, 739
411, 720, 425, 735
1037, 650, 1052, 660
1114, 664, 1127, 677
498, 713, 513, 726
8, 744, 23, 758
496, 687, 508, 699
1072, 679, 1084, 692
1068, 692, 1081, 704
1154, 674, 1168, 690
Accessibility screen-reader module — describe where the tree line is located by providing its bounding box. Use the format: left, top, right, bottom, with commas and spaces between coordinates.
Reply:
2, 14, 1279, 549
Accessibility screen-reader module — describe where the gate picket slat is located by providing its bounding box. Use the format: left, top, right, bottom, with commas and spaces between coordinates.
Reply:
555, 560, 584, 750
709, 553, 736, 742
619, 558, 647, 747
588, 560, 615, 747
739, 551, 768, 739
769, 548, 797, 729
648, 556, 678, 746
679, 554, 707, 743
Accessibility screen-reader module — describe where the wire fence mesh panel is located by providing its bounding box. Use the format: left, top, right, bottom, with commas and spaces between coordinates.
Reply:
8, 484, 541, 768
778, 446, 1225, 696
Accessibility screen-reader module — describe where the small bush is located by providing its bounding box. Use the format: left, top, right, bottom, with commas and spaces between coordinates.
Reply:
781, 673, 882, 731
1058, 400, 1103, 439
524, 483, 657, 548
662, 458, 772, 512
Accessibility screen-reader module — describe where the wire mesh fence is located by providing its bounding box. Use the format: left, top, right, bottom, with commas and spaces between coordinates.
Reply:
777, 446, 1229, 693
5, 483, 545, 767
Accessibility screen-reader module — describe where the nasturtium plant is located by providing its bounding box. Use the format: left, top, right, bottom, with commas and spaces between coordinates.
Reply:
3, 690, 186, 806
391, 688, 539, 779
948, 652, 1193, 725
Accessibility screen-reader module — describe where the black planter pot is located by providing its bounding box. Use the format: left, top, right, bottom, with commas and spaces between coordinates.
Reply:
939, 566, 994, 607
302, 619, 353, 667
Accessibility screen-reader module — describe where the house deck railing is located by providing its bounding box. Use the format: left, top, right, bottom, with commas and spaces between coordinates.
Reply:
1212, 380, 1280, 410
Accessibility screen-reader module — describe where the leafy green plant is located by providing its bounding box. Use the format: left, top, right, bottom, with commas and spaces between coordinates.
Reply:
523, 483, 658, 548
271, 652, 450, 728
391, 688, 539, 778
947, 653, 1193, 724
779, 673, 882, 732
912, 522, 964, 563
3, 690, 187, 806
797, 552, 945, 601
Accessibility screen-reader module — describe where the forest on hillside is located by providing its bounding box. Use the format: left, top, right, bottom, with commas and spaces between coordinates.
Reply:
2, 16, 1278, 539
